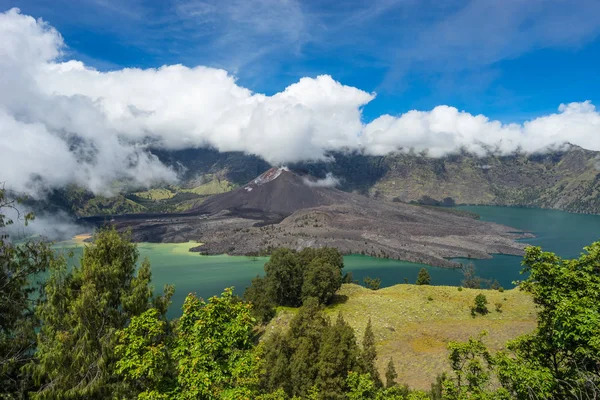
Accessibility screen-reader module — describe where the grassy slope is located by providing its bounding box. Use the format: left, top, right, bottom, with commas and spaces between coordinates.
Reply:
181, 178, 235, 195
268, 283, 536, 390
66, 177, 237, 216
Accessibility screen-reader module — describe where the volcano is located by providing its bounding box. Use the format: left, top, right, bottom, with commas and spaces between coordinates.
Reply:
191, 167, 344, 217
113, 167, 531, 268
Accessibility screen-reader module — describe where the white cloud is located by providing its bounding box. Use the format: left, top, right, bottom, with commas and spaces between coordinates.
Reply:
303, 173, 341, 188
362, 102, 600, 157
1, 8, 600, 199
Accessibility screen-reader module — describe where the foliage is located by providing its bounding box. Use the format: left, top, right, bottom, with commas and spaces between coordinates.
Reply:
385, 358, 398, 388
416, 268, 431, 285
362, 319, 382, 388
302, 258, 343, 304
173, 288, 260, 399
245, 247, 344, 323
0, 189, 56, 398
115, 308, 175, 399
363, 276, 382, 290
263, 248, 304, 307
471, 294, 489, 316
442, 334, 502, 399
261, 299, 365, 398
494, 243, 600, 398
443, 241, 600, 399
243, 275, 276, 323
429, 373, 446, 400
32, 227, 173, 399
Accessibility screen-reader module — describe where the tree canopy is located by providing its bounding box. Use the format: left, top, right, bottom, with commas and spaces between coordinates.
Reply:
245, 247, 344, 323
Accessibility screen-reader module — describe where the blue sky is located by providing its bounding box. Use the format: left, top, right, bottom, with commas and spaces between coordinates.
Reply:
2, 0, 600, 123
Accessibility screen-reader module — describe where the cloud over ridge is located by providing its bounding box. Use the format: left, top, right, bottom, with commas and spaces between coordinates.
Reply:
1, 8, 600, 196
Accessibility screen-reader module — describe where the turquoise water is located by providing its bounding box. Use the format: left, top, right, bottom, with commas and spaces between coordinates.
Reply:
452, 206, 600, 288
55, 206, 600, 316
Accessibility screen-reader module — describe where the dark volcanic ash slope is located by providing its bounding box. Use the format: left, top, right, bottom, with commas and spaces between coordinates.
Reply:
116, 167, 530, 268
192, 167, 345, 217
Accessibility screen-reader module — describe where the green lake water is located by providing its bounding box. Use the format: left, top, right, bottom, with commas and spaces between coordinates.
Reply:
56, 206, 600, 316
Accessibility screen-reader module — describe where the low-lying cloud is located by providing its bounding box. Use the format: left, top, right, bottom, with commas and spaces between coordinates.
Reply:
2, 8, 600, 198
303, 173, 341, 188
2, 206, 88, 241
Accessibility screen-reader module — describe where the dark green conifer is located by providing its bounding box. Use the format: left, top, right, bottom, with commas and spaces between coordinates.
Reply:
416, 267, 431, 285
316, 314, 361, 399
385, 357, 397, 388
361, 319, 382, 387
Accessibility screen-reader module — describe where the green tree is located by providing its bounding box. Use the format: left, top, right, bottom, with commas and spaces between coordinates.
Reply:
363, 276, 382, 290
361, 319, 382, 387
33, 227, 172, 399
245, 247, 345, 317
416, 268, 431, 285
259, 332, 292, 395
385, 358, 397, 388
287, 299, 329, 397
301, 258, 342, 304
115, 308, 175, 399
244, 276, 276, 324
298, 247, 344, 272
346, 372, 377, 400
173, 288, 259, 399
472, 294, 489, 315
316, 314, 361, 399
444, 334, 493, 397
494, 243, 600, 399
0, 189, 57, 398
261, 299, 365, 399
263, 248, 303, 307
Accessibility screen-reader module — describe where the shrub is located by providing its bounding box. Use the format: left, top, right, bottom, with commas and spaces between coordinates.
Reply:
457, 287, 463, 291
498, 286, 504, 292
363, 276, 381, 290
495, 302, 503, 313
471, 294, 489, 316
416, 268, 431, 285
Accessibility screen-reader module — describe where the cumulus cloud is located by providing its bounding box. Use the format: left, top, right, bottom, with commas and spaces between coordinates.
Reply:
361, 102, 600, 157
1, 8, 600, 199
303, 173, 341, 188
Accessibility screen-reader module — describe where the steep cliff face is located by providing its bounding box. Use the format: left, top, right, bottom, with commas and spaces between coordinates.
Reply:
368, 146, 600, 214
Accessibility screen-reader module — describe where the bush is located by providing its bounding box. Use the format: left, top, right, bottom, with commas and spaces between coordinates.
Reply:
363, 276, 381, 290
427, 295, 434, 301
498, 286, 504, 292
416, 268, 431, 285
471, 294, 489, 316
457, 287, 463, 291
495, 302, 503, 313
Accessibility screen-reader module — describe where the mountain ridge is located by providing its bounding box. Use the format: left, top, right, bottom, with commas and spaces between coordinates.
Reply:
40, 145, 600, 218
